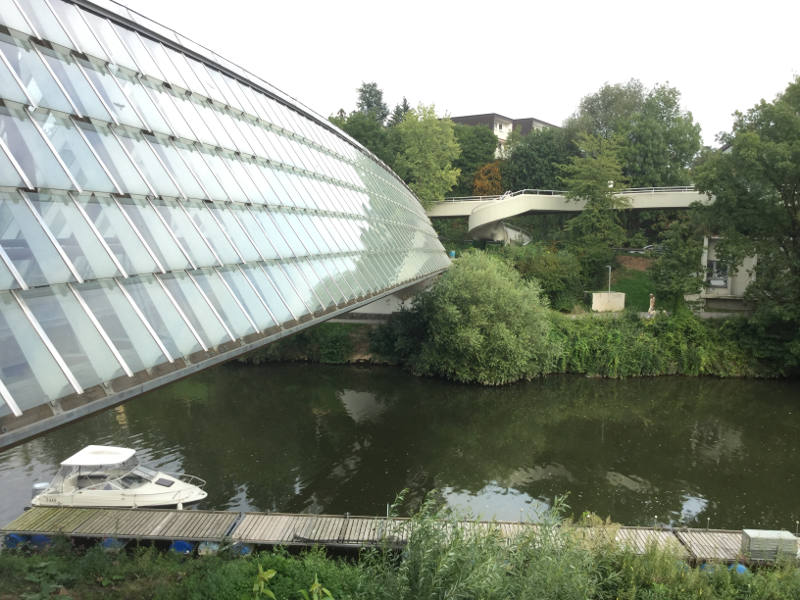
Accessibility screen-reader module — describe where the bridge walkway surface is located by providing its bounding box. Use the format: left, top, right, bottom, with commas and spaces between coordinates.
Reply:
1, 506, 754, 562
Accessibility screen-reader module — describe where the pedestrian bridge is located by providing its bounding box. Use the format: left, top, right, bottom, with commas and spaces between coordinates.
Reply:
0, 0, 448, 448
426, 187, 708, 242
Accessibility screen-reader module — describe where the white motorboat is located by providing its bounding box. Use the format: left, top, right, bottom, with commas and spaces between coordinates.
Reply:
31, 445, 207, 509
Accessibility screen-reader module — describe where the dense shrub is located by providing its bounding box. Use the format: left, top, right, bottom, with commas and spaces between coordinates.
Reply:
241, 323, 355, 365
496, 245, 584, 311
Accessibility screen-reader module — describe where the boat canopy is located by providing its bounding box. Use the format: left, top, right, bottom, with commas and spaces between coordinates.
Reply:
61, 445, 137, 467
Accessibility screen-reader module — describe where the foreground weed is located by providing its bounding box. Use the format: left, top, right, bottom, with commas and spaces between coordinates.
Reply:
299, 573, 334, 600
252, 563, 277, 599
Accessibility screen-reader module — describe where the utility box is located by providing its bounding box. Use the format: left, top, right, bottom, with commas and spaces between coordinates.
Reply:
741, 529, 797, 561
591, 292, 626, 312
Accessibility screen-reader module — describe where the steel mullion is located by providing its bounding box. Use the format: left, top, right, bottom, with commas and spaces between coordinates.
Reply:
0, 48, 37, 108
138, 81, 179, 138
10, 289, 83, 395
68, 282, 133, 377
70, 117, 123, 193
104, 65, 150, 131
0, 244, 28, 290
288, 257, 326, 312
111, 196, 166, 273
0, 136, 34, 189
202, 202, 246, 263
175, 198, 223, 266
228, 207, 268, 262
192, 142, 232, 201
114, 278, 173, 362
185, 270, 236, 343
236, 265, 280, 328
18, 191, 84, 284
74, 5, 112, 63
107, 19, 144, 75
0, 377, 22, 417
142, 135, 186, 199
214, 266, 259, 333
275, 259, 314, 315
25, 111, 82, 192
298, 257, 336, 308
144, 196, 197, 270
31, 44, 83, 117
256, 262, 302, 321
154, 273, 208, 352
215, 148, 254, 203
166, 138, 215, 199
42, 0, 81, 50
69, 193, 128, 278
244, 204, 287, 260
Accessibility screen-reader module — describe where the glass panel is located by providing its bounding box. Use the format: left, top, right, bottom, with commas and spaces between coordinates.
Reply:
79, 59, 145, 128
194, 63, 232, 107
293, 213, 322, 254
76, 120, 149, 195
0, 290, 71, 411
76, 278, 166, 373
32, 111, 115, 193
242, 264, 292, 325
265, 263, 310, 317
121, 274, 202, 358
49, 2, 107, 60
283, 261, 322, 313
21, 284, 125, 389
0, 251, 15, 290
211, 203, 259, 261
185, 201, 239, 264
206, 68, 244, 113
224, 155, 262, 202
195, 101, 235, 149
80, 10, 137, 71
0, 190, 71, 286
40, 50, 112, 121
236, 206, 277, 259
0, 0, 35, 36
115, 70, 173, 135
219, 112, 256, 155
0, 33, 72, 113
26, 192, 119, 280
218, 266, 277, 330
255, 164, 284, 205
19, 0, 73, 48
139, 37, 187, 89
0, 142, 26, 187
116, 197, 189, 271
239, 159, 271, 203
112, 26, 164, 80
191, 269, 254, 338
173, 140, 227, 200
145, 82, 195, 139
76, 194, 157, 275
202, 151, 247, 201
150, 197, 215, 267
298, 259, 335, 309
252, 209, 291, 257
316, 258, 346, 304
147, 135, 205, 199
173, 94, 216, 145
271, 210, 307, 256
115, 128, 178, 197
321, 257, 350, 302
160, 272, 228, 346
164, 47, 205, 94
0, 52, 29, 105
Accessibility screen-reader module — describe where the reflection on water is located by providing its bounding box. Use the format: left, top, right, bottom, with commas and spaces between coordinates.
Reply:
1, 363, 799, 530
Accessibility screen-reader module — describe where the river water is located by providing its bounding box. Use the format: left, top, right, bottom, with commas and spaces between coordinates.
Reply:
1, 363, 799, 530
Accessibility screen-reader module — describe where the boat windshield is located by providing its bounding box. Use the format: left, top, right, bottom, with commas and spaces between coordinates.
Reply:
50, 456, 146, 491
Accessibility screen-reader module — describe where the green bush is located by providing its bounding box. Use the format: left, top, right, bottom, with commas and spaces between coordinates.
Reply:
241, 323, 356, 365
496, 245, 584, 311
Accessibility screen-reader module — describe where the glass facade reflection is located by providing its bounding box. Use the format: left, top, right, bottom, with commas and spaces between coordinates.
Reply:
0, 0, 448, 442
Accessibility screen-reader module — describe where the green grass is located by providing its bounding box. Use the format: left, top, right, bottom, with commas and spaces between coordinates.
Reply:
611, 267, 655, 312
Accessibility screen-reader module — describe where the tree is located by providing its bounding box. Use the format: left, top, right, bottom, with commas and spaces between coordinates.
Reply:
565, 79, 701, 187
559, 134, 630, 286
356, 82, 389, 124
503, 127, 575, 191
388, 97, 411, 127
694, 77, 800, 374
372, 251, 559, 385
472, 161, 503, 196
451, 124, 498, 195
392, 105, 461, 206
333, 110, 392, 164
648, 215, 704, 312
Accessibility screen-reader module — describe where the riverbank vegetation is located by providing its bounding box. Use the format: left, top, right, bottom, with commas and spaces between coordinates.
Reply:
4, 502, 800, 599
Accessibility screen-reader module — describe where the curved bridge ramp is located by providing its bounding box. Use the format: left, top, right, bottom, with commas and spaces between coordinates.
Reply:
427, 188, 709, 242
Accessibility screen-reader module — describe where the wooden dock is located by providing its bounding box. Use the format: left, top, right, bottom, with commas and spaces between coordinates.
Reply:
1, 507, 753, 562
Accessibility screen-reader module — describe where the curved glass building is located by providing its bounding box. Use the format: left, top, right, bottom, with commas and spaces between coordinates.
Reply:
0, 0, 448, 447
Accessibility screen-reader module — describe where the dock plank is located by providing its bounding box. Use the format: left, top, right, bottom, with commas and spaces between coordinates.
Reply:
678, 530, 742, 562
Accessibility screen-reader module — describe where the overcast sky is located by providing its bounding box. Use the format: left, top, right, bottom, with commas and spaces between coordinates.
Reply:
124, 0, 799, 147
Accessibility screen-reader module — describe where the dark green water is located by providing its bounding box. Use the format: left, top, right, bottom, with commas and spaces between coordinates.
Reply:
2, 363, 799, 530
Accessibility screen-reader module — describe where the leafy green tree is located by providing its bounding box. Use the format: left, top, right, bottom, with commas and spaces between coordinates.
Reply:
356, 81, 389, 124
499, 245, 583, 311
452, 124, 498, 195
694, 77, 800, 374
648, 215, 704, 312
332, 110, 393, 165
372, 251, 559, 385
503, 127, 575, 190
559, 134, 630, 287
392, 105, 461, 206
565, 79, 701, 187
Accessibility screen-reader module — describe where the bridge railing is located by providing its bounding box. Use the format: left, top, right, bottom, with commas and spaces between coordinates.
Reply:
441, 186, 698, 203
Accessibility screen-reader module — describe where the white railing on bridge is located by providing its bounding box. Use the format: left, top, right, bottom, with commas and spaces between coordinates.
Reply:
441, 186, 698, 203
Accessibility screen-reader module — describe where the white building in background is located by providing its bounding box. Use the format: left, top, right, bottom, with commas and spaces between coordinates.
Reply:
450, 113, 557, 157
689, 237, 756, 311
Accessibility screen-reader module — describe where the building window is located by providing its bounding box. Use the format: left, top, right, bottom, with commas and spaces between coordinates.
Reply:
706, 260, 728, 288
